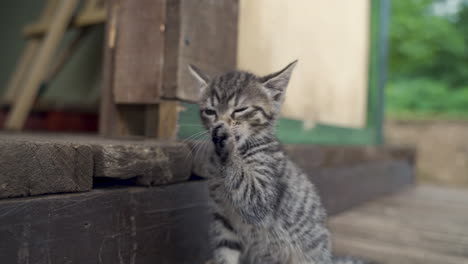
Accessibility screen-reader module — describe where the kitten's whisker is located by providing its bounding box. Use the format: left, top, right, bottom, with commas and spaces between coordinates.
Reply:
192, 136, 210, 164
179, 123, 204, 125
181, 130, 209, 163
178, 124, 204, 127
181, 130, 209, 144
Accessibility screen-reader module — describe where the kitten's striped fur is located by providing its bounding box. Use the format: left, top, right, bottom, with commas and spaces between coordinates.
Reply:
189, 62, 369, 264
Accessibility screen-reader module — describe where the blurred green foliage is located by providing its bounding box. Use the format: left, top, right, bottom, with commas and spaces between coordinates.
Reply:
387, 0, 468, 118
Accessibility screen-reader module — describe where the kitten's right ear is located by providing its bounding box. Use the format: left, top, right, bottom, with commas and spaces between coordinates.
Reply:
188, 64, 210, 87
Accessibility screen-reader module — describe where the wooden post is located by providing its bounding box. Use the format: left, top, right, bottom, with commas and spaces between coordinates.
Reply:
99, 0, 238, 139
5, 0, 79, 130
143, 101, 178, 139
99, 0, 120, 137
156, 101, 178, 140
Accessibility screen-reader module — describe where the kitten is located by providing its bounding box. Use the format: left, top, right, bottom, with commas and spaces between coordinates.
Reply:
189, 61, 369, 264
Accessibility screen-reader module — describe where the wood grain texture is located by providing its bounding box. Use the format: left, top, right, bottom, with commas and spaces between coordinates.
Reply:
0, 138, 93, 199
93, 139, 192, 186
0, 182, 212, 264
173, 0, 238, 101
113, 0, 166, 103
329, 185, 468, 264
141, 102, 179, 139
157, 100, 178, 139
161, 0, 182, 99
0, 133, 193, 198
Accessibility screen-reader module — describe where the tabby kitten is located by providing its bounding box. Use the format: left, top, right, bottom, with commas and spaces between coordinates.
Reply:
189, 61, 367, 264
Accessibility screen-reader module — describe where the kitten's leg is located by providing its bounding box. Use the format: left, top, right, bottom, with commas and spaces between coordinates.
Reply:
212, 124, 281, 227
211, 211, 242, 264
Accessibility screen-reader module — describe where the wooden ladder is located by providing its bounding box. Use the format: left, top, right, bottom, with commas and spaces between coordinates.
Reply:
2, 0, 106, 130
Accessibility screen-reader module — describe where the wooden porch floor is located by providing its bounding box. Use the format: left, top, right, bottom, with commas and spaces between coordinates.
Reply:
329, 185, 468, 264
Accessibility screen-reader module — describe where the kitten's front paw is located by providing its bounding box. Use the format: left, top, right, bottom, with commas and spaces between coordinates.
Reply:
212, 124, 235, 163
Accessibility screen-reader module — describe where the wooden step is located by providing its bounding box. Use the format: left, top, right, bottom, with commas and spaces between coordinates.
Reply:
0, 181, 212, 264
0, 133, 415, 213
285, 145, 415, 215
329, 185, 468, 264
0, 132, 192, 198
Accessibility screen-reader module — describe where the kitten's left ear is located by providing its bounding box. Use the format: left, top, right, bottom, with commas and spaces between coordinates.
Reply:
260, 60, 298, 102
188, 64, 211, 89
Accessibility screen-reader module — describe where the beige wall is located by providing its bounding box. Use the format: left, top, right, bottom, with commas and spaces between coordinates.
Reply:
238, 0, 370, 128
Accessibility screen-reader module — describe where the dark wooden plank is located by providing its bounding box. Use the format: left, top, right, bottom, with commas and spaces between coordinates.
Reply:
314, 160, 414, 215
113, 0, 166, 103
284, 145, 416, 169
93, 140, 192, 186
0, 182, 212, 264
0, 138, 93, 199
285, 145, 415, 215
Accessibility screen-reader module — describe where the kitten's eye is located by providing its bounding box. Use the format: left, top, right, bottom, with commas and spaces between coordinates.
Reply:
233, 107, 248, 114
231, 107, 248, 118
203, 109, 217, 116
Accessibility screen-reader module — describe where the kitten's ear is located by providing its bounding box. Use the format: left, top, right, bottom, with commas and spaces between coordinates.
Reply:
188, 64, 210, 87
260, 60, 298, 102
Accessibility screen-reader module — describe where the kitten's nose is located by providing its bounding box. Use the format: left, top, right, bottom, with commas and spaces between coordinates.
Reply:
219, 115, 232, 126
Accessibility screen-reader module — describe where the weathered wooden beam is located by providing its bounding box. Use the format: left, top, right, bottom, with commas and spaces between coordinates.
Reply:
0, 132, 415, 214
113, 0, 166, 104
285, 145, 416, 215
0, 133, 193, 198
315, 160, 414, 215
0, 182, 212, 264
162, 0, 239, 101
0, 138, 93, 199
93, 139, 191, 186
156, 101, 179, 139
284, 145, 416, 169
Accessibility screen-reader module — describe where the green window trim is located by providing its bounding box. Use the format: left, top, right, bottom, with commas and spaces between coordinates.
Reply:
178, 0, 389, 146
